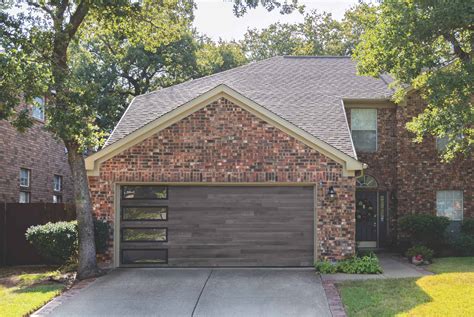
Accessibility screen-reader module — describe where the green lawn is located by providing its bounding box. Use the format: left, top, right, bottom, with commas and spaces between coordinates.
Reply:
0, 266, 66, 317
338, 257, 474, 317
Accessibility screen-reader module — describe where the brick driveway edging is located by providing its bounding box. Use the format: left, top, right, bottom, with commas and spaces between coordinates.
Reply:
31, 278, 97, 317
322, 280, 347, 317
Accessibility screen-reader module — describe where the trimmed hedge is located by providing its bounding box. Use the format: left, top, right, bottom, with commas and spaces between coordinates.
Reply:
461, 218, 474, 236
26, 219, 110, 264
406, 245, 434, 262
398, 214, 450, 250
315, 253, 382, 274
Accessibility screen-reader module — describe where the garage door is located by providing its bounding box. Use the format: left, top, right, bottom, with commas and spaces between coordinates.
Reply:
119, 185, 314, 267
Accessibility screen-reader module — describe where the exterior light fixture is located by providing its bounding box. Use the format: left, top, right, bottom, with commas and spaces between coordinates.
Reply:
327, 186, 337, 199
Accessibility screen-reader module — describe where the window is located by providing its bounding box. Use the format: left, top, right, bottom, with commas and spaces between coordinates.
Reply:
351, 109, 377, 152
19, 191, 30, 203
356, 175, 378, 188
53, 194, 63, 203
122, 228, 167, 242
437, 191, 463, 221
122, 206, 168, 221
20, 168, 30, 187
53, 175, 62, 192
121, 186, 167, 200
31, 97, 45, 121
122, 249, 168, 265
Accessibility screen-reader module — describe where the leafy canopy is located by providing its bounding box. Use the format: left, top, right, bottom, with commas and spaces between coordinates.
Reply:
353, 0, 473, 161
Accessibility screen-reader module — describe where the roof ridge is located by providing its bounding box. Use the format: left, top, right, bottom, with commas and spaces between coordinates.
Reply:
137, 56, 283, 99
283, 55, 351, 59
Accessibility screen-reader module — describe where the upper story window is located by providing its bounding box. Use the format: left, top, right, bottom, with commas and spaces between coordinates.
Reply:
53, 175, 63, 192
351, 109, 377, 153
436, 190, 463, 221
436, 136, 449, 152
31, 97, 45, 121
20, 168, 30, 187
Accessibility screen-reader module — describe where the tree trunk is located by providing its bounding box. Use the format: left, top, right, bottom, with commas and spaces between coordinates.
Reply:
67, 145, 100, 279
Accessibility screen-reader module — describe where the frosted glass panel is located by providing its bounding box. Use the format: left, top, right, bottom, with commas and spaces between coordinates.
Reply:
351, 109, 377, 130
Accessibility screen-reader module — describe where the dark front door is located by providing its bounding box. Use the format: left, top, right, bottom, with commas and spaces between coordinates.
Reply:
356, 191, 378, 243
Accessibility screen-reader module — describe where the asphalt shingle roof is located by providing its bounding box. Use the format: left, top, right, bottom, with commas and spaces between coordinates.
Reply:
105, 56, 393, 158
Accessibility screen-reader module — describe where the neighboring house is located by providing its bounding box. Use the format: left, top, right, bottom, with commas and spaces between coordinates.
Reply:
85, 56, 472, 267
0, 98, 73, 203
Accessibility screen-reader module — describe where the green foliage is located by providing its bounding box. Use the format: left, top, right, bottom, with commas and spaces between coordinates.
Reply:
398, 214, 450, 250
314, 260, 338, 274
315, 253, 382, 274
242, 4, 375, 61
25, 221, 78, 264
353, 1, 473, 161
26, 220, 110, 264
461, 218, 474, 236
406, 245, 434, 262
451, 234, 474, 256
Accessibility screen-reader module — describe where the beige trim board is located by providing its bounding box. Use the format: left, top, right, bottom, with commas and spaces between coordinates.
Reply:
86, 84, 364, 176
343, 98, 396, 109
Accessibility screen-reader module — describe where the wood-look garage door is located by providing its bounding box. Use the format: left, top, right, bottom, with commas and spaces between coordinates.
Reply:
119, 185, 314, 267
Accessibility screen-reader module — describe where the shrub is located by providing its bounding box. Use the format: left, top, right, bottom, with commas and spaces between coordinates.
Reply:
315, 253, 382, 274
461, 218, 474, 236
398, 214, 450, 250
406, 245, 434, 262
314, 260, 338, 274
451, 234, 474, 256
25, 221, 78, 264
338, 253, 383, 274
26, 219, 110, 264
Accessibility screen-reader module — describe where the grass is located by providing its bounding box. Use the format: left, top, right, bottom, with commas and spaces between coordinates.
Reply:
338, 257, 474, 317
0, 266, 67, 317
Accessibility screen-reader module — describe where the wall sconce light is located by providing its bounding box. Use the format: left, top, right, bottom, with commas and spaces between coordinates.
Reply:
327, 186, 337, 200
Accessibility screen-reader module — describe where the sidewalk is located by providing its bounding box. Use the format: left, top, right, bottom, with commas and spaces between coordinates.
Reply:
321, 253, 433, 282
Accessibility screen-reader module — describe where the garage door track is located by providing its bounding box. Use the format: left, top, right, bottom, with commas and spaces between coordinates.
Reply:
45, 268, 330, 317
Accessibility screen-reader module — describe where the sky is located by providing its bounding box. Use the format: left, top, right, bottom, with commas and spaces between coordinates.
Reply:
193, 0, 358, 41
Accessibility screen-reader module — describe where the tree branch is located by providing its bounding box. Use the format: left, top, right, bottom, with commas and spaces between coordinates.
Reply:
66, 0, 90, 40
444, 33, 471, 62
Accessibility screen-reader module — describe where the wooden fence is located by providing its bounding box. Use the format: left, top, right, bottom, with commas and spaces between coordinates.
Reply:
0, 203, 76, 266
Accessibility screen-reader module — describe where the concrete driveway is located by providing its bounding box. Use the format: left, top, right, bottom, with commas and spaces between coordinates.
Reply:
46, 268, 330, 317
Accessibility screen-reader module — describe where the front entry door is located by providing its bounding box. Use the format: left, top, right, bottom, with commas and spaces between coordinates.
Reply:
356, 191, 378, 247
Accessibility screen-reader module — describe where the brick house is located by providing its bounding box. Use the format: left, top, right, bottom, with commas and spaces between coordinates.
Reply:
0, 99, 73, 203
85, 56, 472, 267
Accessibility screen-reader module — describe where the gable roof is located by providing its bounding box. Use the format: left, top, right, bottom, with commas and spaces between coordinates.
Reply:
85, 85, 366, 176
105, 56, 393, 157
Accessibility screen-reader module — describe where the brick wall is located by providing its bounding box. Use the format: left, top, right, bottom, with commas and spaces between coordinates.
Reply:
396, 92, 473, 219
0, 115, 73, 203
90, 97, 357, 262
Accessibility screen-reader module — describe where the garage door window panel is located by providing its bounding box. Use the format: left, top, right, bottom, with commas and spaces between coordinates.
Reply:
122, 249, 168, 265
122, 206, 168, 221
122, 228, 168, 242
122, 186, 168, 200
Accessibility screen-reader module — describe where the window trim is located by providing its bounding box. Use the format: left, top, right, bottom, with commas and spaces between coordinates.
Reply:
350, 108, 378, 153
53, 174, 63, 192
20, 168, 30, 188
121, 227, 168, 243
436, 190, 463, 221
121, 206, 168, 221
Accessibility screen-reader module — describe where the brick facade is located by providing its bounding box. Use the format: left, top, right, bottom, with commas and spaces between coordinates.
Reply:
89, 97, 357, 262
345, 91, 473, 240
0, 114, 73, 203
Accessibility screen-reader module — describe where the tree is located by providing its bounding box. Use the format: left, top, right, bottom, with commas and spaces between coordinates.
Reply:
0, 0, 298, 279
353, 0, 473, 161
242, 6, 372, 61
196, 37, 247, 76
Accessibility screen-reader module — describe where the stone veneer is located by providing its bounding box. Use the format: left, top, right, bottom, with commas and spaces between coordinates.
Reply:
89, 97, 357, 262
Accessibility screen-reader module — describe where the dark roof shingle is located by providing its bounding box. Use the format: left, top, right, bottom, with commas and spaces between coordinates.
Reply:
105, 56, 393, 158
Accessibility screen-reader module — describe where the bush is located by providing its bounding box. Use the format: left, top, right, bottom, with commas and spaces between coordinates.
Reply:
26, 219, 110, 264
406, 245, 434, 262
398, 214, 450, 250
451, 234, 474, 256
461, 218, 474, 236
25, 221, 78, 264
314, 260, 338, 274
315, 253, 382, 274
